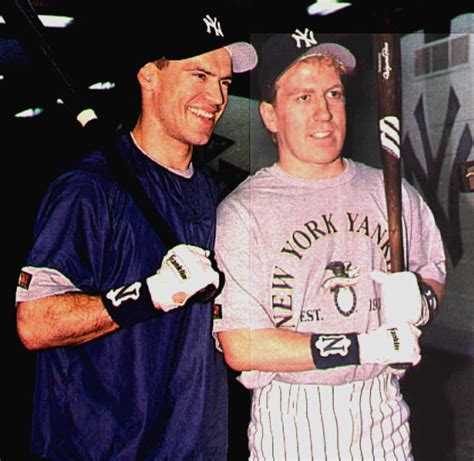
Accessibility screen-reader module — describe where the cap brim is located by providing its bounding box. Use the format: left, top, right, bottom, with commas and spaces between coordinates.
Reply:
300, 43, 356, 70
225, 42, 259, 73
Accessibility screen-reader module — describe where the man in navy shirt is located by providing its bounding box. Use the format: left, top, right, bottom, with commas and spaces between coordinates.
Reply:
15, 10, 257, 460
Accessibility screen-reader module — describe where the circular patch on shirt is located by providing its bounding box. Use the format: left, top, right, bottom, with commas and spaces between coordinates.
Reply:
334, 285, 357, 317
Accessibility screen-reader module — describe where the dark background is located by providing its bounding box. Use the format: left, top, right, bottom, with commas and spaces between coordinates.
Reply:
2, 1, 472, 459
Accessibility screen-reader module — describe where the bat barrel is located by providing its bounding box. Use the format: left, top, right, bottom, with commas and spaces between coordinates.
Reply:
373, 34, 405, 273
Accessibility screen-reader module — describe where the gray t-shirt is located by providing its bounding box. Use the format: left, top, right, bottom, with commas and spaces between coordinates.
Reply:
213, 160, 446, 388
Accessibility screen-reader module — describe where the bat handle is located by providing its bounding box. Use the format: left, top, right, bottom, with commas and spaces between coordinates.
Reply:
391, 363, 411, 370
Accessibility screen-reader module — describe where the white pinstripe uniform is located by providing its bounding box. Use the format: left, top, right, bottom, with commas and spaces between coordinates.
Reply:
249, 375, 412, 460
213, 162, 446, 460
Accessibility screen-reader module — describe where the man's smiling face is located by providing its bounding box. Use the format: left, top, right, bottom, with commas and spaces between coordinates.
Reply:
152, 47, 232, 147
260, 56, 347, 179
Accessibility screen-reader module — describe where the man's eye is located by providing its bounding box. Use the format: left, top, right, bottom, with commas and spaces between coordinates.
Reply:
328, 90, 343, 99
298, 94, 310, 101
193, 72, 207, 80
222, 80, 232, 88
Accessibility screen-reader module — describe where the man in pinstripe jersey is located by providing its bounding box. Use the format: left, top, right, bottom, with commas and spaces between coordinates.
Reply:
213, 31, 446, 460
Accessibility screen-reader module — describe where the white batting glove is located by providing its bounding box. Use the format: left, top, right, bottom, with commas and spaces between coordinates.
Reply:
371, 270, 428, 326
146, 244, 220, 311
358, 323, 422, 366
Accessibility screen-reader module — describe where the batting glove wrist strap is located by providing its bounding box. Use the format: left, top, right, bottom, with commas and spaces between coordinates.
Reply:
102, 279, 159, 328
310, 333, 360, 369
419, 281, 439, 326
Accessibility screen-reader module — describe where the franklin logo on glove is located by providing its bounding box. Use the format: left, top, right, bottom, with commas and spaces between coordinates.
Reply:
101, 244, 221, 325
389, 328, 401, 351
166, 254, 189, 280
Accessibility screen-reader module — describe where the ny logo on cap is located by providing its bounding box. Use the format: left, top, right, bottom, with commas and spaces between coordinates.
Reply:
203, 14, 224, 37
292, 28, 317, 48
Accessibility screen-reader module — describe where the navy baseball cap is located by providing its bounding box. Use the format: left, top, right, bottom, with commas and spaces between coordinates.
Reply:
258, 29, 356, 92
129, 9, 258, 74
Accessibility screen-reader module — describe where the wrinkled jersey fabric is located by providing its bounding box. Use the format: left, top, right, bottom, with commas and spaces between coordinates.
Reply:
18, 132, 228, 460
213, 160, 446, 389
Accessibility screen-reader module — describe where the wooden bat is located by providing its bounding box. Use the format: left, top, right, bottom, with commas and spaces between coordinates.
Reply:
373, 33, 404, 273
373, 33, 410, 369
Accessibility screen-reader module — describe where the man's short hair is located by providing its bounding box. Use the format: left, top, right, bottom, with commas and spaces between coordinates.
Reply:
153, 58, 170, 70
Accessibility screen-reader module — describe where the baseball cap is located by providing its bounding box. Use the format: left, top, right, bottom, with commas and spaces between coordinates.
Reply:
128, 9, 258, 74
258, 29, 356, 92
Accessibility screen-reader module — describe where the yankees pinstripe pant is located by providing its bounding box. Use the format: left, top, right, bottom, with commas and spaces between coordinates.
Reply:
248, 372, 413, 460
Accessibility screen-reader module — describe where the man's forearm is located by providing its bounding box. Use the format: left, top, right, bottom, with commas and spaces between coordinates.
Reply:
218, 328, 315, 372
218, 321, 422, 373
17, 293, 119, 350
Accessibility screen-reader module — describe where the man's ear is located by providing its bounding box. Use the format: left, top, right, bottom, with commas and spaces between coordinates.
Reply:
259, 101, 278, 134
137, 62, 158, 90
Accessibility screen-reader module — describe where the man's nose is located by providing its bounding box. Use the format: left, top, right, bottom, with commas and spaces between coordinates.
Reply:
312, 96, 332, 121
206, 80, 226, 106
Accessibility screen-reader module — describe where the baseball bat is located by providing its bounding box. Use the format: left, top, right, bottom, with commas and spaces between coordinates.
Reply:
3, 0, 217, 301
373, 33, 409, 369
373, 33, 404, 273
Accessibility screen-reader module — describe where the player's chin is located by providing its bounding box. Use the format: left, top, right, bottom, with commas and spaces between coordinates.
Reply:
188, 129, 215, 146
306, 147, 342, 164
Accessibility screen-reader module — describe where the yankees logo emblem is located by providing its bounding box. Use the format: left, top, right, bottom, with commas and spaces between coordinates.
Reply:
379, 116, 401, 159
106, 281, 142, 307
315, 335, 352, 357
291, 28, 317, 48
202, 15, 224, 37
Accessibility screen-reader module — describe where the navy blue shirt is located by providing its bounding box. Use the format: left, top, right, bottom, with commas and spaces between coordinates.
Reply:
21, 132, 228, 460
